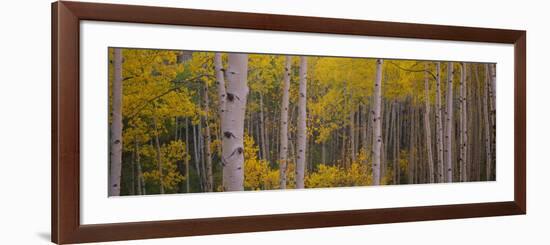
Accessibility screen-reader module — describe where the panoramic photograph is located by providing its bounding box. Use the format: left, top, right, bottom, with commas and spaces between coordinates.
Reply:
108, 48, 496, 196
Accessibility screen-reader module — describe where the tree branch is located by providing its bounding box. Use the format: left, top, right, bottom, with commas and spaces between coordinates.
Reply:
387, 61, 438, 80
126, 74, 213, 119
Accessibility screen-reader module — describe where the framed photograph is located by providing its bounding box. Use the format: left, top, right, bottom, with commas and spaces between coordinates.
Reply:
52, 1, 526, 244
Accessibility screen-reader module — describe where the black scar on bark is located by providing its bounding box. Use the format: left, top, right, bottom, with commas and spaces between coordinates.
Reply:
237, 147, 243, 154
226, 93, 240, 102
223, 131, 237, 139
114, 140, 120, 144
227, 93, 234, 101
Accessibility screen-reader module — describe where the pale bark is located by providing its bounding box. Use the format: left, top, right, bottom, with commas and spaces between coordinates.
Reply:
350, 107, 356, 162
198, 112, 206, 190
185, 118, 190, 193
203, 81, 213, 192
279, 56, 291, 189
192, 124, 202, 190
221, 53, 248, 191
434, 62, 444, 183
445, 62, 454, 183
372, 59, 383, 186
259, 92, 268, 160
362, 104, 368, 163
153, 114, 165, 194
424, 63, 435, 183
459, 63, 469, 182
408, 106, 416, 184
135, 139, 145, 195
109, 48, 123, 196
296, 56, 308, 189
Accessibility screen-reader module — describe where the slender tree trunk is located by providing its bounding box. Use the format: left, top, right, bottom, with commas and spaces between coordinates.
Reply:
221, 53, 248, 191
445, 62, 454, 183
265, 112, 271, 164
394, 102, 400, 184
424, 63, 435, 183
134, 139, 144, 195
296, 56, 308, 189
109, 48, 123, 196
259, 92, 268, 161
203, 81, 213, 191
382, 102, 391, 180
198, 113, 207, 190
192, 124, 202, 191
408, 106, 416, 184
185, 118, 190, 193
362, 103, 368, 164
459, 63, 469, 182
341, 126, 347, 167
372, 59, 383, 186
279, 56, 291, 189
434, 62, 444, 183
153, 114, 165, 194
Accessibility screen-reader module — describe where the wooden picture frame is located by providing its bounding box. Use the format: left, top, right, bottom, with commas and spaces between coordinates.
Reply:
51, 1, 526, 244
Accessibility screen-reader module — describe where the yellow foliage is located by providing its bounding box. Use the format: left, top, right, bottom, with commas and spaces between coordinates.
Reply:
305, 162, 371, 188
243, 134, 279, 190
142, 140, 187, 193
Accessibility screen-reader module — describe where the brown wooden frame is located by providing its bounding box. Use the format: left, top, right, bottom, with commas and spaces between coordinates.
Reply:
52, 1, 526, 244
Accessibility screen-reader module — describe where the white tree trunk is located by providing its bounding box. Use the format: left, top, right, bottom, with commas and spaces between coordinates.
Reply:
135, 139, 145, 195
153, 114, 165, 194
221, 53, 248, 191
424, 63, 435, 183
259, 92, 268, 160
185, 118, 190, 193
296, 56, 308, 189
362, 104, 368, 164
109, 48, 123, 196
459, 63, 469, 182
445, 62, 454, 183
279, 56, 291, 189
434, 62, 444, 183
203, 81, 213, 192
372, 59, 383, 186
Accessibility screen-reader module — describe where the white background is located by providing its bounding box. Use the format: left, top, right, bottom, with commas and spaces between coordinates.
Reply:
0, 0, 547, 244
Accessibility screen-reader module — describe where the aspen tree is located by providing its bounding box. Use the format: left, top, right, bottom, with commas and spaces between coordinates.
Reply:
372, 59, 383, 185
109, 48, 123, 196
434, 62, 444, 183
221, 53, 249, 191
445, 62, 454, 183
279, 56, 291, 189
424, 63, 435, 183
296, 56, 308, 189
